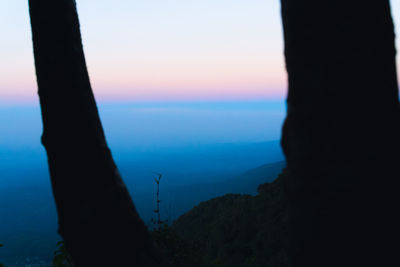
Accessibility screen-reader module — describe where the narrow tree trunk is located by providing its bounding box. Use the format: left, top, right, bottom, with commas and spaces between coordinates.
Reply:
28, 1, 168, 266
281, 1, 400, 266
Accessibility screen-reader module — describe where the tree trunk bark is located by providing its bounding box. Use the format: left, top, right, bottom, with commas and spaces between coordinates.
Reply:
28, 1, 168, 266
280, 0, 400, 266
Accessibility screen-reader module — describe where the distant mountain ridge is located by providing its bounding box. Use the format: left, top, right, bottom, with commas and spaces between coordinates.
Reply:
135, 161, 286, 224
0, 159, 285, 266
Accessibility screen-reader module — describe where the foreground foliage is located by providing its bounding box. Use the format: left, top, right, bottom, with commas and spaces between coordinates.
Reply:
151, 223, 203, 267
0, 243, 4, 267
53, 241, 73, 267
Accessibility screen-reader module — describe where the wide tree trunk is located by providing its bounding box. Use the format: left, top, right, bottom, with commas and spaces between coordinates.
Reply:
281, 1, 400, 266
28, 1, 168, 266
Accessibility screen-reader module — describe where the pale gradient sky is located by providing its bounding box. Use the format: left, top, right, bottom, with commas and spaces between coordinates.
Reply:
0, 0, 399, 103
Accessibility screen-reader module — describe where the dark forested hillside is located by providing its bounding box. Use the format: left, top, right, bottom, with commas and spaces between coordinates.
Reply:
171, 172, 288, 267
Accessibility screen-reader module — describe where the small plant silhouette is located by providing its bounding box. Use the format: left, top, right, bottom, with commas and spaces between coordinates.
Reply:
151, 173, 167, 231
148, 175, 203, 266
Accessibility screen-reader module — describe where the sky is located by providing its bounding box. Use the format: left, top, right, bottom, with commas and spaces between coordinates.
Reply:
0, 0, 284, 103
1, 1, 398, 104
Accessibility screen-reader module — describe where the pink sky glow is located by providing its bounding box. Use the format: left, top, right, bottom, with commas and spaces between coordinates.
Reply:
0, 1, 398, 103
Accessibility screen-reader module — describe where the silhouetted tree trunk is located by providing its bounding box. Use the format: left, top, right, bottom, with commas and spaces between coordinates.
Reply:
281, 1, 399, 266
28, 1, 168, 266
